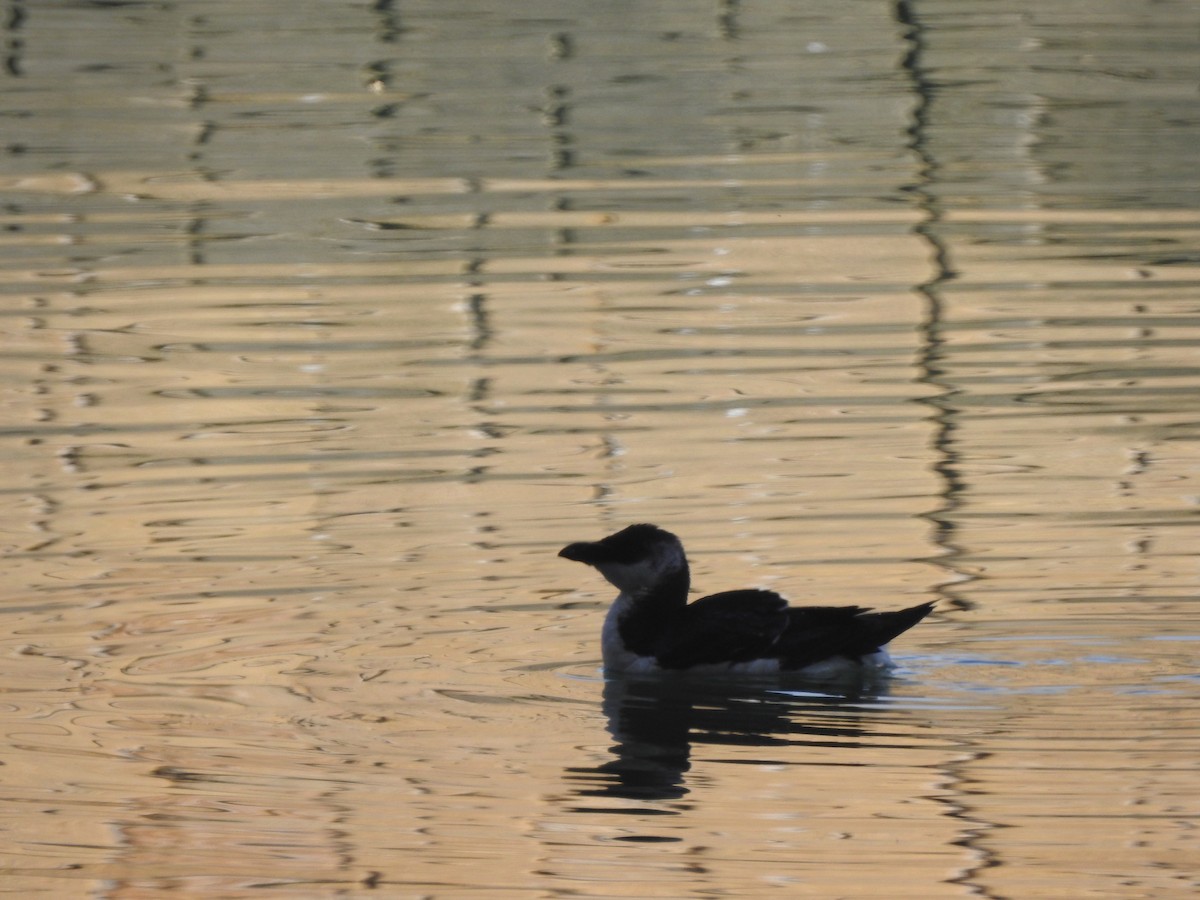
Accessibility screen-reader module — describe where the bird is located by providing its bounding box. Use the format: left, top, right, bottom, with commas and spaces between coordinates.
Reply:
559, 523, 934, 678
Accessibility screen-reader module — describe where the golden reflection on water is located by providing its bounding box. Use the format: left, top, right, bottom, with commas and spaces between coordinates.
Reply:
3, 0, 1200, 897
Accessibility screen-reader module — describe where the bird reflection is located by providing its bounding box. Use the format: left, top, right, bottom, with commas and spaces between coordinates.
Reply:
566, 675, 891, 804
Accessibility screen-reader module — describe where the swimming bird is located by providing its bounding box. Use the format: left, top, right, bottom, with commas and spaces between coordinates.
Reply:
559, 524, 934, 678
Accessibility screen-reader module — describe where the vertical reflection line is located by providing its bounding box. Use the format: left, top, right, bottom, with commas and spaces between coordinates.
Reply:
369, 0, 405, 45
464, 184, 497, 486
1116, 305, 1155, 574
546, 29, 620, 507
183, 14, 214, 269
896, 6, 1002, 899
894, 1, 972, 613
3, 0, 24, 77
717, 0, 741, 41
936, 750, 1005, 897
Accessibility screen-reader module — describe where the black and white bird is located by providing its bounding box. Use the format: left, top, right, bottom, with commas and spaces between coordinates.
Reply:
559, 523, 934, 678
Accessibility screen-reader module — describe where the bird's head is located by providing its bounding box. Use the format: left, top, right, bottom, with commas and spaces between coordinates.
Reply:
559, 523, 688, 597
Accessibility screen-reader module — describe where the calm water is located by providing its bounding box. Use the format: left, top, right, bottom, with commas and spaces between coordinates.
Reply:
3, 1, 1199, 896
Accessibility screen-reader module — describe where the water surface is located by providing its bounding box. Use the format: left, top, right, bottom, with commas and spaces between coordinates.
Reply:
2, 1, 1199, 897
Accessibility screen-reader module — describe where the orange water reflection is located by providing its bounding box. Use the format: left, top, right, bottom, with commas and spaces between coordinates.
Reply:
2, 0, 1199, 897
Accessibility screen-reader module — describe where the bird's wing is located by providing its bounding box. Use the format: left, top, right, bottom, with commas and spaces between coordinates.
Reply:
653, 589, 789, 669
774, 602, 934, 667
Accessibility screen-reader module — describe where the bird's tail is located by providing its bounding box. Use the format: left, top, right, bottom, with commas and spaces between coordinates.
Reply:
851, 601, 935, 654
778, 601, 935, 668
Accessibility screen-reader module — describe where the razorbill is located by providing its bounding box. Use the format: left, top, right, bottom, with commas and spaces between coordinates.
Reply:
559, 523, 934, 677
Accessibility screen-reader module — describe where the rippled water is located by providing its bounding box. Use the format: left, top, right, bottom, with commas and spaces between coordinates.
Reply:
3, 1, 1199, 896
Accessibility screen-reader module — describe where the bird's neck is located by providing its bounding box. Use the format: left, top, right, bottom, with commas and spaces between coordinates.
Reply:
602, 562, 690, 665
631, 561, 690, 607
